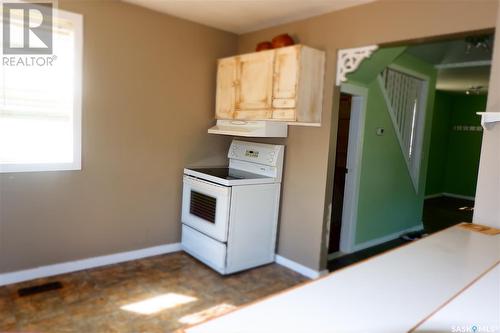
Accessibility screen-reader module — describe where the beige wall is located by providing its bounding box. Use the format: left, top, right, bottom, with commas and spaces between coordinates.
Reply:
474, 2, 500, 227
238, 0, 498, 270
0, 1, 237, 273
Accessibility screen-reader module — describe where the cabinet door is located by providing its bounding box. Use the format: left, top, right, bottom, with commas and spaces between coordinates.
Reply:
216, 57, 237, 119
273, 46, 300, 107
234, 51, 274, 119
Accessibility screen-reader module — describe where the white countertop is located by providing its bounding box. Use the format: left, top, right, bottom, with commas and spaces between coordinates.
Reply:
184, 226, 500, 333
415, 263, 500, 332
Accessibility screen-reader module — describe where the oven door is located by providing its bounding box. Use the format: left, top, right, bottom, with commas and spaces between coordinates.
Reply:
182, 175, 231, 242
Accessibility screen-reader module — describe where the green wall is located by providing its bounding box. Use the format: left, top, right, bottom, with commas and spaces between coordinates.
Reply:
347, 49, 437, 245
425, 92, 452, 196
425, 92, 486, 198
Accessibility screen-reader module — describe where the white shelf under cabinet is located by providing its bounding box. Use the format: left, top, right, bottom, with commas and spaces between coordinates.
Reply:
208, 120, 288, 137
477, 112, 500, 129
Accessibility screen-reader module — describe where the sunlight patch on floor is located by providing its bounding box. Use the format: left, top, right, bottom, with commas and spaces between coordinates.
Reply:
179, 303, 237, 325
121, 293, 197, 315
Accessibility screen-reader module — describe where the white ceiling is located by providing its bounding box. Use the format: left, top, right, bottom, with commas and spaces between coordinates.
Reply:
406, 39, 492, 65
436, 66, 491, 93
406, 36, 494, 93
123, 0, 376, 34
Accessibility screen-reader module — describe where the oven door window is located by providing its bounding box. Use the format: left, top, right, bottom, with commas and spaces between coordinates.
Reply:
190, 191, 216, 223
182, 175, 231, 242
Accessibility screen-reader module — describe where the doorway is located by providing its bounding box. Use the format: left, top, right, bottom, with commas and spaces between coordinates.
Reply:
422, 88, 487, 233
328, 85, 367, 257
327, 32, 494, 271
413, 35, 492, 234
328, 93, 352, 254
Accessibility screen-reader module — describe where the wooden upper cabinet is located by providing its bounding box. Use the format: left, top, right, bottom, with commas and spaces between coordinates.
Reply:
273, 46, 299, 102
215, 45, 325, 125
235, 52, 274, 114
216, 57, 237, 119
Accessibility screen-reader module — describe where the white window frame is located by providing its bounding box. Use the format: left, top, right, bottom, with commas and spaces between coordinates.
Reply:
0, 8, 83, 173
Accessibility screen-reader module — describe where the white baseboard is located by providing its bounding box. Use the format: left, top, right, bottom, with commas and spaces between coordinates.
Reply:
351, 224, 423, 253
0, 243, 182, 287
425, 192, 475, 201
327, 251, 345, 261
442, 192, 475, 201
424, 193, 443, 199
275, 255, 327, 279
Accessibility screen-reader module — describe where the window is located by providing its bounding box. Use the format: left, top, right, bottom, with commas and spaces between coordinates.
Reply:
0, 7, 83, 173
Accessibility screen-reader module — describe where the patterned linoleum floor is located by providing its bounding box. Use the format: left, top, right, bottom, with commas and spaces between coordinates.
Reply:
0, 252, 306, 333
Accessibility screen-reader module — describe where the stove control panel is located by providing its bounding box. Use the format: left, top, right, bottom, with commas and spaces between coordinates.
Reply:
228, 140, 283, 167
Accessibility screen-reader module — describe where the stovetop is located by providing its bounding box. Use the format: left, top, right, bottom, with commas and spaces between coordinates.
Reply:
184, 167, 277, 186
189, 168, 268, 180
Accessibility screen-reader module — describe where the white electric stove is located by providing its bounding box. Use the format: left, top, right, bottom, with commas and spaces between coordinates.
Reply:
181, 140, 285, 274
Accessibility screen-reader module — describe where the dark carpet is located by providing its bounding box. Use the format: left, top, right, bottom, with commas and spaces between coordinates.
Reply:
328, 196, 474, 272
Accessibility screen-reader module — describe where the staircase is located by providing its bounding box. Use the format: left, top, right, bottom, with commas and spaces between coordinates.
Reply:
379, 67, 428, 192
